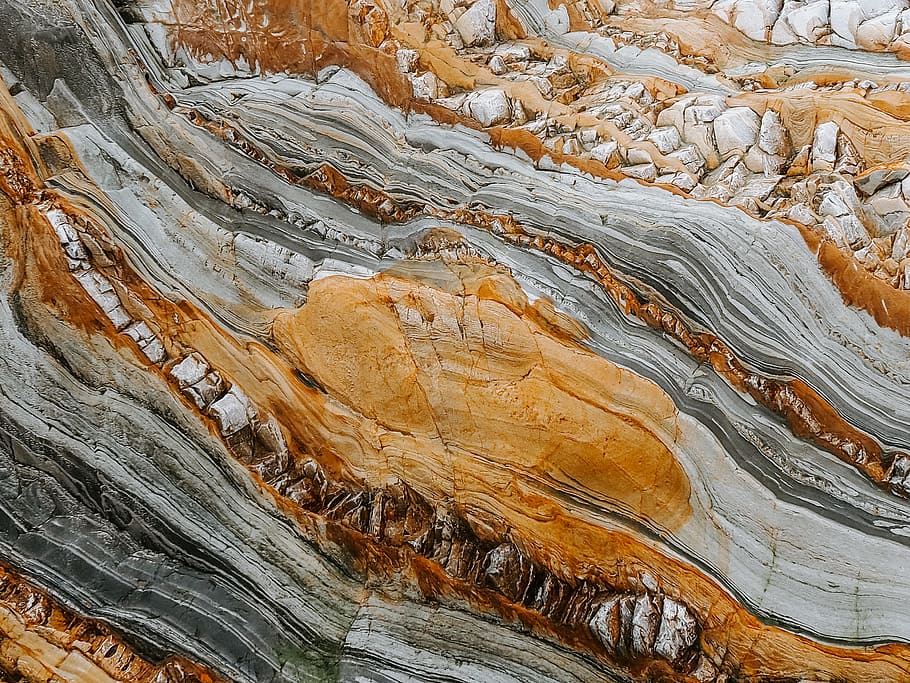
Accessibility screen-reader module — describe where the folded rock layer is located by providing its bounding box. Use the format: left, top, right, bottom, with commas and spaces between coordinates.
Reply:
2, 0, 910, 682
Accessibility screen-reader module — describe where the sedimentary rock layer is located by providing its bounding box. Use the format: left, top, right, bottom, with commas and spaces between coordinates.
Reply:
2, 0, 910, 681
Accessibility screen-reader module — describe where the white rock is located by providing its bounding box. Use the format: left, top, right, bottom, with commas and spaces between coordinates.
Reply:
861, 0, 905, 18
669, 172, 698, 192
494, 44, 531, 63
105, 305, 131, 331
743, 145, 765, 173
170, 353, 209, 389
75, 270, 121, 314
139, 337, 166, 365
855, 168, 908, 195
818, 190, 851, 217
654, 598, 698, 663
789, 202, 819, 225
454, 0, 497, 47
488, 54, 507, 75
869, 182, 909, 215
647, 126, 682, 154
822, 213, 869, 247
589, 597, 620, 650
811, 121, 839, 171
758, 109, 788, 155
123, 321, 155, 344
209, 386, 253, 436
465, 89, 511, 126
630, 594, 660, 655
410, 72, 440, 101
562, 137, 582, 155
713, 106, 760, 157
733, 0, 782, 41
543, 4, 570, 35
187, 371, 225, 409
626, 147, 653, 165
668, 144, 706, 174
892, 226, 910, 260
396, 48, 419, 73
738, 174, 782, 201
45, 209, 79, 244
655, 98, 690, 132
591, 141, 618, 165
687, 96, 726, 123
771, 6, 801, 44
855, 9, 900, 49
623, 162, 657, 181
789, 0, 831, 42
830, 0, 863, 45
711, 0, 736, 23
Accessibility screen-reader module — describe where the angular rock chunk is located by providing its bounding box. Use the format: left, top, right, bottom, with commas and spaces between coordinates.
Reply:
654, 598, 699, 663
209, 386, 254, 436
454, 0, 496, 47
464, 89, 511, 127
713, 106, 760, 157
170, 353, 208, 389
811, 121, 839, 172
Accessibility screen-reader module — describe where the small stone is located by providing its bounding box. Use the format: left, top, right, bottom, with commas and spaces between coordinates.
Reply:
854, 168, 908, 195
396, 48, 419, 73
410, 72, 440, 101
465, 89, 511, 126
488, 54, 507, 75
630, 594, 661, 655
187, 371, 226, 410
714, 107, 760, 158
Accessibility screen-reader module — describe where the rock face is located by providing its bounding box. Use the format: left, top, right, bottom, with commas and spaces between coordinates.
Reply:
3, 0, 910, 682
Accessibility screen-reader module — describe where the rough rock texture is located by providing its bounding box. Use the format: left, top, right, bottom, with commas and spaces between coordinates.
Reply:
2, 0, 910, 682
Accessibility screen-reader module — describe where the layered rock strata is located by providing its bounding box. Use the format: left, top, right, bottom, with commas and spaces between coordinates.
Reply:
2, 0, 910, 682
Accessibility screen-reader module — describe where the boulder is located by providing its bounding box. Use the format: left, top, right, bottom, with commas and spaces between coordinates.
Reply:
454, 0, 497, 47
668, 144, 706, 174
786, 0, 830, 43
758, 109, 789, 155
732, 0, 782, 41
855, 167, 908, 195
829, 0, 863, 45
630, 594, 661, 655
396, 48, 419, 73
465, 89, 511, 126
209, 387, 253, 436
623, 162, 657, 181
713, 106, 760, 157
655, 98, 691, 131
869, 182, 909, 216
591, 140, 619, 165
411, 72, 440, 101
654, 598, 698, 663
170, 353, 209, 389
626, 147, 653, 165
647, 126, 683, 154
855, 9, 900, 49
811, 121, 839, 171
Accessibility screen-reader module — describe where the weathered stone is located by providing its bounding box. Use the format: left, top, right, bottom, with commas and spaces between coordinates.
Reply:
454, 0, 497, 47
